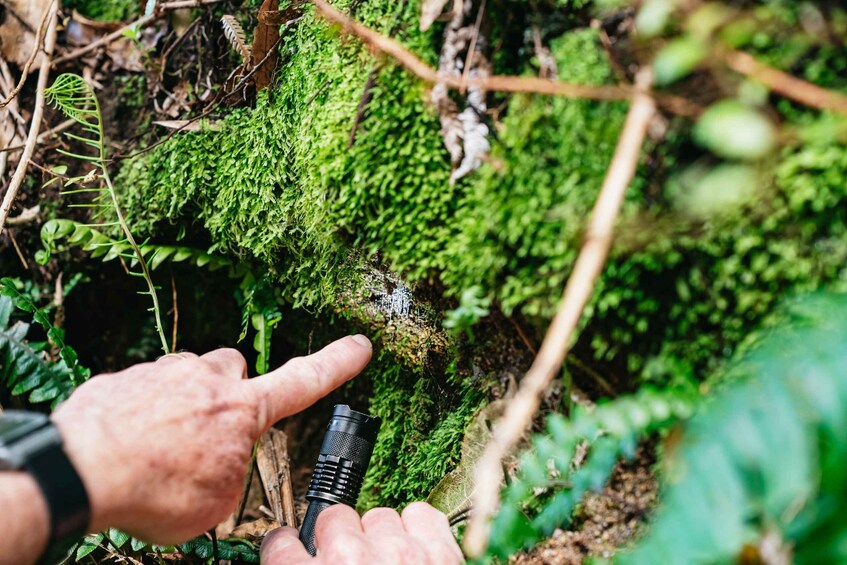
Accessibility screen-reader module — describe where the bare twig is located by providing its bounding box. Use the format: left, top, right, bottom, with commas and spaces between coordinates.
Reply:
7, 229, 28, 268
5, 205, 40, 226
0, 2, 59, 231
459, 0, 485, 93
725, 50, 847, 115
1, 60, 30, 139
0, 0, 55, 109
311, 0, 630, 101
159, 0, 226, 9
51, 0, 225, 66
51, 13, 157, 66
462, 69, 658, 557
170, 273, 179, 352
348, 67, 379, 147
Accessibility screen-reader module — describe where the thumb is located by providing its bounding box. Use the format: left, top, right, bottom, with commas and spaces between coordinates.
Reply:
248, 335, 372, 432
261, 527, 312, 563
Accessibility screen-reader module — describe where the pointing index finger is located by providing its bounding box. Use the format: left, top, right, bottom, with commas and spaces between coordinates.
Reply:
248, 335, 372, 432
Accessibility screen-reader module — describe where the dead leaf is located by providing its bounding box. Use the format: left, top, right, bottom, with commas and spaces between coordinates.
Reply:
230, 518, 280, 541
0, 0, 51, 68
426, 400, 507, 523
420, 0, 450, 31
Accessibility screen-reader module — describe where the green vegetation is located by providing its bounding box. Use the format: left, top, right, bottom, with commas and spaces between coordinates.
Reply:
65, 0, 140, 22
361, 350, 487, 508
4, 0, 847, 561
615, 292, 847, 564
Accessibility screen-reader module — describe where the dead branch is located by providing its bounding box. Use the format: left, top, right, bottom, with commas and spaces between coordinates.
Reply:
0, 59, 30, 139
0, 2, 59, 231
51, 13, 157, 66
257, 429, 298, 528
462, 69, 658, 558
51, 0, 225, 66
725, 50, 847, 115
0, 0, 55, 109
311, 0, 631, 102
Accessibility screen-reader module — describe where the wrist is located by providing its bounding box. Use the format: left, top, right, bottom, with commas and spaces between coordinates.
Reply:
0, 472, 50, 562
51, 413, 111, 533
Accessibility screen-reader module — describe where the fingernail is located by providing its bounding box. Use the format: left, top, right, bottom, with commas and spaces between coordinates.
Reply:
351, 334, 371, 348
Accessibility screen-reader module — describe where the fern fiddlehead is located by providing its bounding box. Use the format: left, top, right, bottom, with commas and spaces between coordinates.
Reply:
44, 74, 169, 353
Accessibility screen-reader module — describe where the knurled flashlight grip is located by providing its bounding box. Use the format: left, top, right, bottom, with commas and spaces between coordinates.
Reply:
299, 405, 381, 556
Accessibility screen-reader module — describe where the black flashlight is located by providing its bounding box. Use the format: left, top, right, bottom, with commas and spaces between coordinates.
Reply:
299, 405, 381, 556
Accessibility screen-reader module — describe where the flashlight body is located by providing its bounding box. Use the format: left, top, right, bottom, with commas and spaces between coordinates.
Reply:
299, 405, 381, 556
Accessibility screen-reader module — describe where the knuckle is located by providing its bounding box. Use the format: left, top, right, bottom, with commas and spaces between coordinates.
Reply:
402, 501, 439, 521
323, 533, 368, 560
361, 507, 400, 527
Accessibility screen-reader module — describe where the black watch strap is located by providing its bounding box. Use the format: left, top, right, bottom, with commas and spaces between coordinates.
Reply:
25, 426, 91, 564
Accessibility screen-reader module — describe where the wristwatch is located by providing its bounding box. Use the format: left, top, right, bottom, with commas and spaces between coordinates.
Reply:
0, 410, 90, 564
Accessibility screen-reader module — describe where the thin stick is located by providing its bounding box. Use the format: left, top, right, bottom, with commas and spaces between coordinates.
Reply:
725, 50, 847, 115
5, 204, 39, 225
462, 69, 657, 558
51, 0, 225, 66
0, 0, 55, 109
311, 0, 630, 102
8, 229, 28, 268
51, 13, 157, 66
170, 273, 179, 352
0, 2, 59, 231
0, 118, 87, 156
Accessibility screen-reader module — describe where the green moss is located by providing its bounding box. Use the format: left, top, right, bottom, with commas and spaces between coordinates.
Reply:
65, 0, 139, 21
441, 29, 633, 317
359, 350, 485, 508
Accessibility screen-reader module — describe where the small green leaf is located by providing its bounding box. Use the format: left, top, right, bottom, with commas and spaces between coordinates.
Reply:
636, 0, 676, 37
694, 100, 776, 160
108, 528, 130, 549
653, 36, 708, 86
676, 164, 758, 217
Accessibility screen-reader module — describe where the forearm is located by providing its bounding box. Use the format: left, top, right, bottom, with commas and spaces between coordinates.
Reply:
0, 473, 49, 565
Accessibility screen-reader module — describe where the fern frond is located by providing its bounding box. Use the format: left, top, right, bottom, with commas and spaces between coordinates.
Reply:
0, 282, 89, 407
46, 74, 169, 352
486, 386, 697, 559
0, 278, 90, 390
221, 15, 252, 63
35, 219, 236, 273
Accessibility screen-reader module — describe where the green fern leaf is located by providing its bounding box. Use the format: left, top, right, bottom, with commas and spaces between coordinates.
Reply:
0, 295, 78, 407
45, 74, 169, 354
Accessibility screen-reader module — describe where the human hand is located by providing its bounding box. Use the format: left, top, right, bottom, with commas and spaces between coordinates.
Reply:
49, 335, 373, 544
260, 502, 464, 564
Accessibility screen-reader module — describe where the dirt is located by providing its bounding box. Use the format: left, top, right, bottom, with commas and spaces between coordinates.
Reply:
511, 445, 658, 565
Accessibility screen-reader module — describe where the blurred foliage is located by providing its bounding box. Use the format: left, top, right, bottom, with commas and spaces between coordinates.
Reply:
64, 0, 140, 22
618, 292, 847, 564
